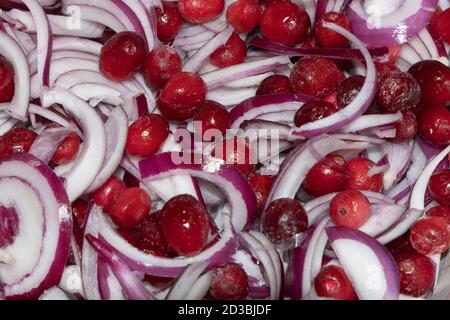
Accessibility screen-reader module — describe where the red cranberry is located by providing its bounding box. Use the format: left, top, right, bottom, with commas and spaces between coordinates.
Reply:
259, 1, 311, 46
387, 231, 414, 256
212, 137, 256, 176
226, 0, 260, 34
418, 106, 450, 145
99, 31, 146, 81
109, 187, 151, 228
428, 170, 450, 206
157, 72, 207, 122
248, 173, 276, 213
303, 154, 347, 197
395, 250, 435, 297
178, 0, 224, 23
256, 75, 293, 96
314, 265, 357, 300
51, 133, 80, 165
294, 100, 340, 127
0, 56, 14, 102
0, 128, 37, 158
155, 3, 183, 42
92, 176, 127, 212
391, 111, 418, 142
375, 62, 400, 77
315, 11, 351, 48
345, 157, 383, 192
435, 8, 450, 44
426, 205, 450, 225
330, 190, 370, 229
160, 194, 210, 256
126, 114, 169, 157
210, 32, 247, 68
138, 211, 168, 257
71, 198, 88, 227
291, 57, 343, 98
410, 216, 450, 256
143, 46, 182, 89
209, 263, 249, 300
258, 0, 288, 12
118, 227, 140, 246
262, 198, 308, 244
336, 75, 365, 108
194, 100, 230, 137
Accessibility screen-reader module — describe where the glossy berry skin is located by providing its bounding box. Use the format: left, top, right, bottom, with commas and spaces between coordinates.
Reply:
345, 157, 383, 192
178, 0, 224, 24
387, 231, 413, 256
259, 1, 311, 46
256, 75, 293, 96
157, 72, 207, 122
314, 265, 357, 300
71, 198, 88, 227
394, 250, 435, 297
226, 0, 260, 34
294, 100, 340, 127
155, 3, 183, 42
435, 8, 450, 44
248, 173, 276, 213
126, 114, 169, 157
291, 57, 343, 98
426, 205, 450, 225
51, 133, 81, 165
410, 216, 450, 256
336, 75, 365, 108
210, 32, 247, 68
99, 31, 146, 81
0, 128, 37, 159
143, 46, 182, 89
392, 111, 417, 142
212, 137, 256, 176
303, 154, 347, 197
109, 188, 151, 228
262, 198, 308, 244
375, 72, 421, 112
160, 194, 210, 256
194, 100, 231, 137
209, 263, 249, 300
0, 56, 14, 102
418, 106, 450, 145
137, 212, 169, 257
315, 12, 351, 48
428, 170, 450, 206
92, 176, 127, 213
329, 190, 371, 229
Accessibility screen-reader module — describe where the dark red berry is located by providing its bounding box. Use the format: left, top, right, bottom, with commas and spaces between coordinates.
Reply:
428, 170, 450, 206
210, 32, 247, 68
375, 62, 400, 77
336, 75, 365, 108
435, 8, 450, 44
155, 3, 183, 42
386, 231, 414, 256
315, 11, 351, 48
194, 100, 231, 137
212, 137, 256, 176
71, 198, 88, 227
118, 227, 140, 246
178, 0, 224, 24
248, 173, 276, 213
314, 265, 357, 300
138, 211, 169, 257
209, 263, 249, 300
426, 205, 450, 225
256, 75, 293, 96
392, 111, 418, 142
126, 114, 169, 157
143, 46, 182, 89
92, 176, 127, 212
109, 188, 151, 228
51, 133, 80, 165
294, 100, 340, 127
418, 106, 450, 145
330, 190, 370, 229
345, 157, 383, 192
0, 56, 14, 102
226, 0, 260, 34
0, 128, 37, 159
410, 216, 450, 256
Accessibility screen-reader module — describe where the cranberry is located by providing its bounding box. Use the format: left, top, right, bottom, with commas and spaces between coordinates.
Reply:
0, 128, 37, 158
258, 0, 288, 12
157, 72, 207, 122
314, 265, 357, 300
210, 32, 247, 68
262, 198, 308, 244
248, 173, 276, 213
194, 100, 230, 137
178, 0, 224, 23
144, 274, 174, 289
137, 211, 169, 257
315, 12, 351, 48
51, 133, 80, 165
387, 231, 414, 256
226, 0, 260, 34
428, 170, 450, 206
409, 60, 450, 108
291, 57, 343, 98
0, 56, 14, 102
435, 8, 450, 44
336, 75, 365, 108
375, 62, 400, 77
303, 154, 347, 197
430, 7, 443, 31
418, 106, 450, 145
426, 205, 450, 225
395, 250, 435, 297
209, 263, 249, 300
109, 188, 151, 228
391, 111, 418, 142
256, 75, 293, 96
345, 157, 383, 192
126, 114, 169, 157
92, 176, 127, 212
155, 3, 183, 42
329, 190, 370, 229
143, 46, 182, 89
410, 216, 450, 256
294, 100, 340, 127
71, 198, 88, 227
160, 194, 210, 256
99, 31, 146, 81
118, 227, 140, 246
212, 137, 256, 176
259, 1, 310, 46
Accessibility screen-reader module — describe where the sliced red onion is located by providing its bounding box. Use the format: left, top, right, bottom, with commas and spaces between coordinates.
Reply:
327, 226, 400, 300
28, 104, 75, 129
38, 287, 70, 300
29, 127, 77, 164
50, 36, 101, 55
419, 26, 449, 64
183, 271, 213, 300
174, 30, 216, 47
69, 83, 123, 107
55, 70, 129, 94
29, 50, 98, 74
359, 204, 406, 237
0, 118, 18, 135
2, 22, 36, 54
331, 133, 385, 145
122, 0, 157, 50
231, 250, 269, 299
98, 258, 126, 300
337, 112, 402, 133
166, 262, 208, 300
382, 140, 415, 190
224, 72, 275, 89
59, 265, 84, 297
207, 86, 257, 106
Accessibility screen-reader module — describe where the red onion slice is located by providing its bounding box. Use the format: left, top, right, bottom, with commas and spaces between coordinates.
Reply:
338, 112, 402, 133
382, 140, 415, 190
28, 104, 75, 129
183, 271, 213, 300
98, 258, 126, 300
122, 0, 157, 51
359, 204, 406, 237
38, 287, 70, 300
62, 4, 126, 33
166, 262, 208, 300
29, 126, 77, 164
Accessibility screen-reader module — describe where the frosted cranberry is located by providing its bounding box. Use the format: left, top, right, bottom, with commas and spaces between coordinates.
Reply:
194, 100, 230, 137
118, 227, 140, 246
303, 154, 347, 197
0, 128, 37, 158
109, 188, 151, 228
138, 211, 168, 257
256, 75, 293, 96
212, 137, 256, 176
248, 173, 276, 213
155, 3, 183, 42
92, 176, 127, 212
262, 198, 308, 244
0, 56, 14, 102
291, 57, 343, 98
330, 190, 370, 229
226, 0, 260, 34
210, 32, 247, 68
143, 46, 182, 89
336, 75, 365, 108
157, 72, 207, 122
294, 100, 340, 127
161, 194, 209, 256
209, 263, 249, 300
375, 62, 400, 77
315, 12, 351, 48
387, 231, 413, 256
418, 106, 450, 145
409, 60, 450, 107
178, 0, 224, 23
345, 157, 383, 192
314, 265, 357, 300
395, 250, 435, 297
99, 32, 146, 81
126, 114, 169, 157
426, 205, 450, 225
435, 8, 450, 44
392, 111, 418, 142
410, 216, 450, 256
259, 1, 310, 46
71, 198, 88, 227
428, 170, 450, 206
51, 133, 80, 165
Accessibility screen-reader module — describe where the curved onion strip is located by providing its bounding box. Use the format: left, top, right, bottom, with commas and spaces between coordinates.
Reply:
97, 258, 126, 300
183, 271, 213, 300
166, 262, 208, 300
122, 0, 157, 51
38, 287, 70, 300
29, 127, 76, 164
337, 112, 402, 133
